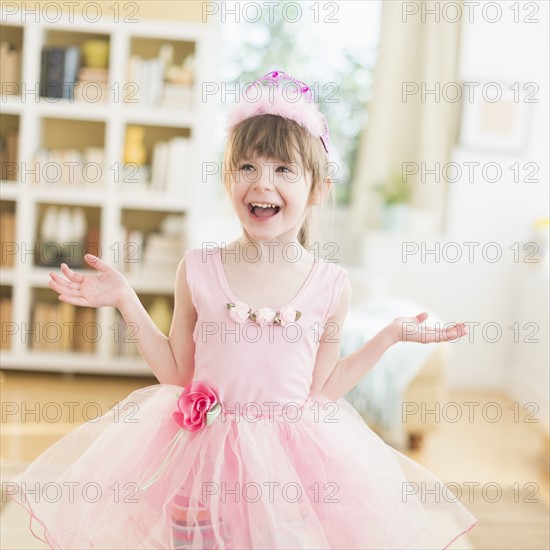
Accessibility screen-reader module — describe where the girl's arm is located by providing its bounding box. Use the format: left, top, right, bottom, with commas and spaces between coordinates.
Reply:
117, 256, 196, 385
310, 277, 394, 402
48, 254, 196, 386
311, 280, 468, 402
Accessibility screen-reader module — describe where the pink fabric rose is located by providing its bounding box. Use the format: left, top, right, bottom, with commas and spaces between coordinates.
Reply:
278, 305, 298, 326
172, 381, 219, 432
228, 301, 251, 323
254, 307, 277, 326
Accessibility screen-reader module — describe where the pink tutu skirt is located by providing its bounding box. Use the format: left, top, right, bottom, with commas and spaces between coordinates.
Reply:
7, 385, 477, 549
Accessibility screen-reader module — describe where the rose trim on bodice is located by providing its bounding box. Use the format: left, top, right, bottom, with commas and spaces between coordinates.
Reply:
226, 301, 302, 326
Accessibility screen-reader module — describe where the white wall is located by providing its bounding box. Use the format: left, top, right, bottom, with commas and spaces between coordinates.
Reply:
446, 0, 549, 389
336, 1, 549, 393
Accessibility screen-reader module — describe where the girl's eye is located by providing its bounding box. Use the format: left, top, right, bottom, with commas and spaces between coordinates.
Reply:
239, 164, 254, 171
276, 166, 291, 174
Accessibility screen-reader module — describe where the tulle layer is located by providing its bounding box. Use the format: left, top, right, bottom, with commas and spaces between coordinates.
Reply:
8, 385, 477, 549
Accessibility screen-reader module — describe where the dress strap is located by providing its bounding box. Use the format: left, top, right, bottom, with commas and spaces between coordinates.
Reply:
183, 247, 226, 309
313, 260, 350, 324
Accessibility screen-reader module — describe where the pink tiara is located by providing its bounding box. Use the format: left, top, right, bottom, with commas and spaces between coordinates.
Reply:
226, 70, 330, 155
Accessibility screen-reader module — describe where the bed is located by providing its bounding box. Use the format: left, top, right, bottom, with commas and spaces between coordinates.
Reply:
341, 279, 452, 451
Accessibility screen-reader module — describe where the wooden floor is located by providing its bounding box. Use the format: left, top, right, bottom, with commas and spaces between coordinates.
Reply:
1, 370, 549, 549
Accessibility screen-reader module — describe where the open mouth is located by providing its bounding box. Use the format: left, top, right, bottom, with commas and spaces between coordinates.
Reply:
247, 202, 281, 219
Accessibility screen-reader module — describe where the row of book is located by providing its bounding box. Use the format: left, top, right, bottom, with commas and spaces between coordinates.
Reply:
40, 46, 80, 100
0, 297, 12, 350
127, 55, 193, 108
33, 148, 105, 186
31, 301, 96, 352
0, 210, 16, 267
40, 46, 111, 102
38, 46, 194, 107
114, 222, 184, 278
0, 128, 19, 182
74, 67, 108, 103
0, 42, 21, 94
118, 137, 191, 193
112, 309, 141, 358
35, 226, 101, 269
30, 138, 190, 190
150, 137, 191, 192
112, 297, 172, 358
1, 296, 172, 356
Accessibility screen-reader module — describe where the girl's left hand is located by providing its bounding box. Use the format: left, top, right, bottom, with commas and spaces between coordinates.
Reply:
388, 312, 468, 344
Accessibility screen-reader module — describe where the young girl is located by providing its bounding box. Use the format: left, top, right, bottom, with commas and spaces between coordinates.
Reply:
9, 70, 477, 549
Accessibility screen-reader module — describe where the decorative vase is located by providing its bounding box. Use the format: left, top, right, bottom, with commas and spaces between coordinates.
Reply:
82, 40, 110, 69
148, 298, 172, 336
124, 126, 147, 165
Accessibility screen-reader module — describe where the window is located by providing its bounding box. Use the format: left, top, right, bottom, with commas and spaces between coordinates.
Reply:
217, 0, 382, 205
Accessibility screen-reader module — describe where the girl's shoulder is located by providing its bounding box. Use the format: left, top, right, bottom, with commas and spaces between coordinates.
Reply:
183, 246, 221, 271
313, 252, 349, 281
311, 254, 350, 320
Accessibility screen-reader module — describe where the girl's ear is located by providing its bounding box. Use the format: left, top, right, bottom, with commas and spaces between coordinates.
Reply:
309, 177, 332, 205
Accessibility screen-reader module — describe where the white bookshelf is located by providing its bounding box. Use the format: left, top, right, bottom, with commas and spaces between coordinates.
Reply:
0, 11, 221, 375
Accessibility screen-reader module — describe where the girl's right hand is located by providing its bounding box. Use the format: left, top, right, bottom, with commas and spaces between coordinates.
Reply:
48, 254, 133, 309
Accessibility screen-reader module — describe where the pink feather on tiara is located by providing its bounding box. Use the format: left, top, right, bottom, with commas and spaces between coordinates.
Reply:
226, 70, 330, 154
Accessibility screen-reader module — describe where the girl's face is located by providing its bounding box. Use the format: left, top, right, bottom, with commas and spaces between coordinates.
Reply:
229, 154, 312, 244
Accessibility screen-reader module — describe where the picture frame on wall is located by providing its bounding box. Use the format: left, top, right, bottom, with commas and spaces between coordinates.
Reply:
458, 80, 535, 155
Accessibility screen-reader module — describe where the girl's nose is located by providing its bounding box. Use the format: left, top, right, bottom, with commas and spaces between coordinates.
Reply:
252, 172, 274, 191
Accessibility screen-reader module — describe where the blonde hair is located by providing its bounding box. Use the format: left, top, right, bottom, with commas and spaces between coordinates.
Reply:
222, 114, 334, 249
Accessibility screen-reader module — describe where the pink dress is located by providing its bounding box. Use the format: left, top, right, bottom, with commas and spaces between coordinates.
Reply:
9, 246, 477, 549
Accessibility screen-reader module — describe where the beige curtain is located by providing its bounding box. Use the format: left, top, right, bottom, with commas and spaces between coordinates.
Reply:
350, 0, 463, 233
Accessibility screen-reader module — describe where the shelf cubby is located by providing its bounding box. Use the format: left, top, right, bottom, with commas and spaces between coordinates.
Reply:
34, 203, 101, 269
0, 112, 20, 184
0, 23, 23, 97
0, 200, 17, 268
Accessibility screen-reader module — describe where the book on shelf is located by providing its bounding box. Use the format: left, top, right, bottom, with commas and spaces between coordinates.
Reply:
33, 147, 105, 186
0, 297, 13, 350
0, 42, 21, 93
58, 300, 75, 351
161, 83, 193, 109
31, 302, 55, 351
111, 300, 172, 358
31, 301, 95, 352
115, 222, 184, 279
127, 55, 164, 106
140, 233, 183, 277
123, 227, 144, 276
84, 225, 101, 263
150, 137, 190, 193
0, 128, 19, 182
40, 46, 81, 100
112, 310, 141, 358
0, 210, 16, 267
75, 307, 96, 353
74, 67, 109, 103
126, 54, 193, 109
